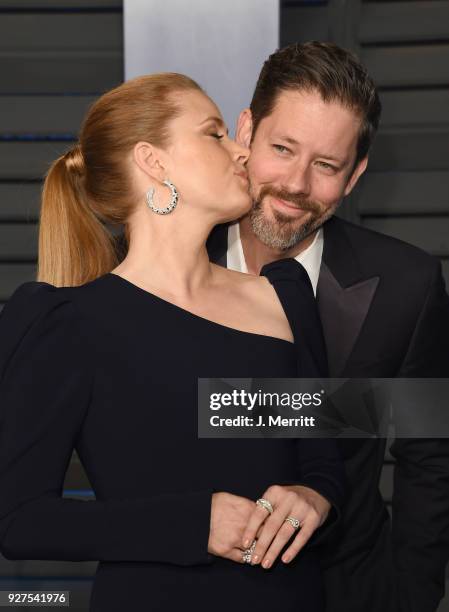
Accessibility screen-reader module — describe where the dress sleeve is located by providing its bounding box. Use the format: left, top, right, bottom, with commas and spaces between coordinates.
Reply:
0, 282, 213, 566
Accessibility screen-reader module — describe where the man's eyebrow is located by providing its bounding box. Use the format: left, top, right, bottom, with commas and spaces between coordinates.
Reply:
199, 116, 228, 133
277, 135, 300, 146
276, 134, 346, 165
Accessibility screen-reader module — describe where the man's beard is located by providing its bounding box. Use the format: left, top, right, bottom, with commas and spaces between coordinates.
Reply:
249, 185, 337, 251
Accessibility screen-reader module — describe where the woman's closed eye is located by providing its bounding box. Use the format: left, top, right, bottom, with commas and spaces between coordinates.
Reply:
211, 133, 225, 140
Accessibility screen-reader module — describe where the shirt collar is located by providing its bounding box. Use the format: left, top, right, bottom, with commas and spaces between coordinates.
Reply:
226, 222, 323, 296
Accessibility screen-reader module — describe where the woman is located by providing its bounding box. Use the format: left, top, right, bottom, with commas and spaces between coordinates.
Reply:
0, 74, 344, 611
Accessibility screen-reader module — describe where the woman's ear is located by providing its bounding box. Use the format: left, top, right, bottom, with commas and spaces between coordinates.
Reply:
132, 141, 167, 183
235, 109, 253, 149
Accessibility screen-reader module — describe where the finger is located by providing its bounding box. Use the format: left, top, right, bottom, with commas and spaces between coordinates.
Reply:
260, 520, 300, 569
227, 547, 250, 564
241, 503, 272, 549
281, 520, 317, 563
250, 499, 294, 565
241, 486, 285, 548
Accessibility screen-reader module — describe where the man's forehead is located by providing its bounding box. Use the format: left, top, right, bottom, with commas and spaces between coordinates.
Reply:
270, 88, 360, 122
261, 90, 361, 144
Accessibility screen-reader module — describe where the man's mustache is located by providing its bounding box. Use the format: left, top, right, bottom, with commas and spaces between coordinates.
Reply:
256, 187, 321, 214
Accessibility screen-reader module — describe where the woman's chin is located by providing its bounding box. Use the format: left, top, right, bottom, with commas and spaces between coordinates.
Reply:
220, 200, 251, 224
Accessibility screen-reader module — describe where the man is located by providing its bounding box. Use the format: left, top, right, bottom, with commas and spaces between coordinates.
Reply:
206, 42, 449, 612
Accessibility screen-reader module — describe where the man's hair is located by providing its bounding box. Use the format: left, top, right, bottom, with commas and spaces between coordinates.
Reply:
250, 41, 382, 164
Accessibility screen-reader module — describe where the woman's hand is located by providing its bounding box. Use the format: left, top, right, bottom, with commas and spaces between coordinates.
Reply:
208, 492, 256, 562
241, 484, 331, 568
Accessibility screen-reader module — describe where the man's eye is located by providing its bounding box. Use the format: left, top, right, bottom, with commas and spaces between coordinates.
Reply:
211, 133, 224, 140
273, 144, 290, 154
317, 161, 336, 171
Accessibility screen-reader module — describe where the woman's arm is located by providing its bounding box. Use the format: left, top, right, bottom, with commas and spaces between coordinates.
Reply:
0, 282, 214, 566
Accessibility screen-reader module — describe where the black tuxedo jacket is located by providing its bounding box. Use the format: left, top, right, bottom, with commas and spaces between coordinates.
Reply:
206, 216, 449, 612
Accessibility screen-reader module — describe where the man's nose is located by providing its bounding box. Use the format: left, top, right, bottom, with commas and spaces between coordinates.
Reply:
282, 164, 312, 196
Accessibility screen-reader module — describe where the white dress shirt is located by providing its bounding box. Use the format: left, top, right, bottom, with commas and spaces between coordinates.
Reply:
226, 222, 324, 296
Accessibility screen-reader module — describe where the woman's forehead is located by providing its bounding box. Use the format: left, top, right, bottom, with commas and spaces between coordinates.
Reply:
178, 90, 222, 124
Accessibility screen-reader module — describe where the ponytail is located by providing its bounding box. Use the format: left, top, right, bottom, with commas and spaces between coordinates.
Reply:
37, 144, 119, 287
37, 73, 203, 286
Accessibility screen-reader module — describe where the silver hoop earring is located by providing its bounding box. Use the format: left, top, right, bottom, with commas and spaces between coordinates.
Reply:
146, 179, 178, 215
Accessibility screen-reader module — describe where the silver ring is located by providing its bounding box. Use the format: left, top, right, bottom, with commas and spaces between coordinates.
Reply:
285, 516, 301, 530
256, 498, 274, 514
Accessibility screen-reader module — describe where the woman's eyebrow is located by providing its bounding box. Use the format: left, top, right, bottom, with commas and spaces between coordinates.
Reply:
199, 116, 229, 134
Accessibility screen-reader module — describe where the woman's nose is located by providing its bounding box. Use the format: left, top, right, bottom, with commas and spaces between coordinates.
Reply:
231, 139, 250, 165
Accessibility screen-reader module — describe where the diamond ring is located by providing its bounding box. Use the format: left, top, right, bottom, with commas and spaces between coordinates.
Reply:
285, 516, 301, 530
256, 498, 274, 514
242, 539, 257, 563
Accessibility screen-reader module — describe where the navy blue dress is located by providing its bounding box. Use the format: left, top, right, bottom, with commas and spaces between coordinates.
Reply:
0, 262, 344, 611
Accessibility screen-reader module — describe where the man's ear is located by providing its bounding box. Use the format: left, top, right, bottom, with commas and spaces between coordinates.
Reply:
132, 141, 167, 183
235, 108, 253, 149
344, 156, 368, 197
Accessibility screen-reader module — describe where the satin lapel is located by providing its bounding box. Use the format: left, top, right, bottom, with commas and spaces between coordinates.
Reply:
317, 264, 379, 376
317, 218, 379, 376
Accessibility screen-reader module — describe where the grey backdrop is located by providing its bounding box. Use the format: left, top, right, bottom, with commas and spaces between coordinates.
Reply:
124, 0, 279, 136
0, 1, 448, 610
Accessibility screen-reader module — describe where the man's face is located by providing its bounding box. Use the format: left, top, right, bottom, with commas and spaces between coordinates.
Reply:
236, 88, 368, 251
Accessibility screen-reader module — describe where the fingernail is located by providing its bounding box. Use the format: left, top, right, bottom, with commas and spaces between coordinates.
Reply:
282, 555, 290, 563
243, 539, 250, 549
262, 558, 271, 569
251, 554, 259, 564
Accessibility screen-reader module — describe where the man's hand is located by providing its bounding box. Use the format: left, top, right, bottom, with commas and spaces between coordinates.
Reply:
241, 484, 331, 568
208, 492, 256, 562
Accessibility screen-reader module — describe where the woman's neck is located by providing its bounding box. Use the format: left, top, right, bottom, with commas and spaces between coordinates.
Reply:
115, 208, 216, 299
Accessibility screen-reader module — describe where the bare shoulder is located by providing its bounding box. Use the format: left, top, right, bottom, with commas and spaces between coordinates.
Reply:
210, 263, 274, 296
210, 264, 293, 343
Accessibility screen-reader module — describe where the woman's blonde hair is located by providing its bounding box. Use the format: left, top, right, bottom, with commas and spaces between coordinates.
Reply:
38, 73, 203, 286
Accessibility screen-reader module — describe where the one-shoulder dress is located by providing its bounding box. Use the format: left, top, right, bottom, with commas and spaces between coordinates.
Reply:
0, 260, 345, 611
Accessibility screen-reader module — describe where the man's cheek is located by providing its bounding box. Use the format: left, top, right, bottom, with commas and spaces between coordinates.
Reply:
252, 158, 284, 185
312, 180, 344, 211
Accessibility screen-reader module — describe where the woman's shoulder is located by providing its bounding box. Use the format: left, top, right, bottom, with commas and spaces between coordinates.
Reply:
210, 263, 294, 343
210, 262, 273, 300
210, 257, 310, 297
0, 281, 85, 383
1, 281, 77, 324
1, 275, 110, 320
